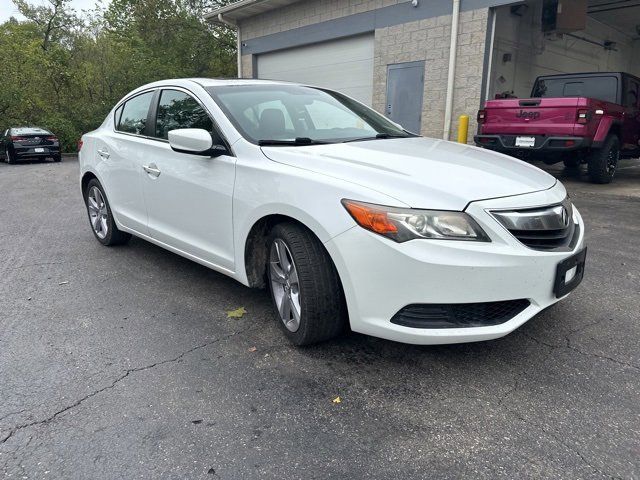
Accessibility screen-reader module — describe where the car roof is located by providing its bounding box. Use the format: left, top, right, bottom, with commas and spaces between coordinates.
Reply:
138, 78, 301, 90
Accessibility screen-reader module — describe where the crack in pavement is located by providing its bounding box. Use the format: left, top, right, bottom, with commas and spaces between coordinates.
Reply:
520, 332, 639, 371
0, 326, 254, 447
507, 410, 622, 479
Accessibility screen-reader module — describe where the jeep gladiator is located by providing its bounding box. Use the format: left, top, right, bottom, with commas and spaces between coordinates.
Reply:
475, 72, 640, 183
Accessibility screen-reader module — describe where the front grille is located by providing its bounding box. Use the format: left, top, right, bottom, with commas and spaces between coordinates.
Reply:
510, 221, 577, 250
391, 299, 531, 329
491, 198, 579, 251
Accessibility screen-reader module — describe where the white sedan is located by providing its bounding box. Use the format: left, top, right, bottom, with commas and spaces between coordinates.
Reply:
79, 79, 586, 346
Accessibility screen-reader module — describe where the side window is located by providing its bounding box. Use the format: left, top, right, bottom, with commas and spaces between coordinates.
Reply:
155, 89, 213, 140
117, 92, 154, 135
114, 105, 124, 129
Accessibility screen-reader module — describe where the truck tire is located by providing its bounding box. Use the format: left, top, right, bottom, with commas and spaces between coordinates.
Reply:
588, 135, 619, 184
266, 222, 347, 346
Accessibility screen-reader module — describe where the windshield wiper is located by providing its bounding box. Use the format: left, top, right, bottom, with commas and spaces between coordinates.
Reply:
258, 137, 329, 146
342, 133, 414, 143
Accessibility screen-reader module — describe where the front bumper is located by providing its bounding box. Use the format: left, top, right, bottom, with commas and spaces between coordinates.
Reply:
474, 135, 591, 152
325, 184, 586, 345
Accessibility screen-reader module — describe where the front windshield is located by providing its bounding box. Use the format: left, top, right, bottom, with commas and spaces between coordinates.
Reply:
206, 84, 413, 144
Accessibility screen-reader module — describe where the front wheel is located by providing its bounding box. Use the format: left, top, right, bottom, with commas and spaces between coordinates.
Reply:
84, 179, 131, 246
53, 155, 62, 163
587, 135, 619, 184
5, 149, 14, 164
267, 223, 346, 346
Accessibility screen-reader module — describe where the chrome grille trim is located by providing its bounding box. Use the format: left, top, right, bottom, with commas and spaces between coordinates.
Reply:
490, 198, 578, 251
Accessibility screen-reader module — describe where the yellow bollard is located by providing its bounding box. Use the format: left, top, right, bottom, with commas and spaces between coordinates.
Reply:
457, 115, 469, 144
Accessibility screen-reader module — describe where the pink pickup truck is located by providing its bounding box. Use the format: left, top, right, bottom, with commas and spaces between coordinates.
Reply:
475, 72, 640, 183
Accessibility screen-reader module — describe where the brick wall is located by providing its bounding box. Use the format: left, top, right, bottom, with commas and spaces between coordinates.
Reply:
374, 8, 488, 140
240, 0, 403, 41
238, 1, 489, 141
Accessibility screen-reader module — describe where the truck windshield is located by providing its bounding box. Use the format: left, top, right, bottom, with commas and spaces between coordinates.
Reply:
206, 84, 413, 145
531, 76, 618, 104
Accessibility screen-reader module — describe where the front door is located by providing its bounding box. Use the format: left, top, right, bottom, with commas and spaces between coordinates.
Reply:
385, 61, 425, 134
141, 88, 236, 271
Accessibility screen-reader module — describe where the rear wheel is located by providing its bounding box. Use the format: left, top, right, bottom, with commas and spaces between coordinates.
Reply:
84, 179, 131, 246
267, 222, 346, 346
53, 155, 62, 163
588, 135, 619, 184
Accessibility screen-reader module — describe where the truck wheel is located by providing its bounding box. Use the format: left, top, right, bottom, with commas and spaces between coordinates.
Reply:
588, 135, 619, 184
266, 222, 347, 346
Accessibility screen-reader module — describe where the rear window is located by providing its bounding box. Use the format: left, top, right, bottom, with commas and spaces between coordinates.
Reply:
11, 127, 51, 135
531, 76, 618, 104
117, 91, 154, 135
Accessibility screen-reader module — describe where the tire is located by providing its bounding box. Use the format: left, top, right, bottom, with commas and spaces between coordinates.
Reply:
266, 222, 347, 346
6, 148, 14, 164
53, 155, 62, 163
587, 135, 619, 184
83, 179, 131, 246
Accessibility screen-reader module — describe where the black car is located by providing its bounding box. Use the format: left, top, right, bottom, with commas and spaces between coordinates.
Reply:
1, 127, 61, 164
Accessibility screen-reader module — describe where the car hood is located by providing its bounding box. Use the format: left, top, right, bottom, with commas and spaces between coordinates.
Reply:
261, 137, 557, 210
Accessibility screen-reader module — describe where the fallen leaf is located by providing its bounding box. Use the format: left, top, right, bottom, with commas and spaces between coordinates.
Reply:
226, 307, 247, 318
332, 396, 342, 404
248, 346, 257, 352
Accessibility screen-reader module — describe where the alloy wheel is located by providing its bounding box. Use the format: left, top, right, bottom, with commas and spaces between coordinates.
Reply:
87, 186, 109, 239
269, 238, 301, 332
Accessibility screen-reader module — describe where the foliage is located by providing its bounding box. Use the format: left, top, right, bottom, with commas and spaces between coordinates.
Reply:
0, 0, 237, 151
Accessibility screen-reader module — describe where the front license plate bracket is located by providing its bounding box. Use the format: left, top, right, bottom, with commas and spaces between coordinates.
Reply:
554, 247, 587, 298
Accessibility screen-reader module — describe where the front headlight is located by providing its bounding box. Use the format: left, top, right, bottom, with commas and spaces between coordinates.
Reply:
342, 199, 490, 243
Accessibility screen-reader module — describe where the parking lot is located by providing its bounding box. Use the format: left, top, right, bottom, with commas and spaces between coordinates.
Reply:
0, 157, 638, 479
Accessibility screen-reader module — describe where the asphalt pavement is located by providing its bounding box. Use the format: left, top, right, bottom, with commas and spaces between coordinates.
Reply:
0, 157, 638, 479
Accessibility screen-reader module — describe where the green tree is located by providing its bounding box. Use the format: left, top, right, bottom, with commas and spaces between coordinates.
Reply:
1, 0, 237, 151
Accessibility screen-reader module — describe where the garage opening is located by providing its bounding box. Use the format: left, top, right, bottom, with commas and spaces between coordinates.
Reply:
486, 0, 640, 100
256, 34, 375, 106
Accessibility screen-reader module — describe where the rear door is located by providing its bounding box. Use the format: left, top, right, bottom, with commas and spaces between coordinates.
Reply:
96, 90, 156, 235
141, 88, 236, 271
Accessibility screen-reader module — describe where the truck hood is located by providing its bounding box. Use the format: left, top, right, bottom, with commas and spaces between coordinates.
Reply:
261, 137, 556, 210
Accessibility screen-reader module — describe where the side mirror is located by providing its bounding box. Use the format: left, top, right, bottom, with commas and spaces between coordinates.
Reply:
168, 128, 227, 157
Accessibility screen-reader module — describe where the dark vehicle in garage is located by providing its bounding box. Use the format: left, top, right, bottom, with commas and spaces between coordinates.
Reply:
475, 72, 640, 183
1, 127, 61, 164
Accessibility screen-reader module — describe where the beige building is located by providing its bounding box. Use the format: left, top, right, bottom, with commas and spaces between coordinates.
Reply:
206, 0, 640, 141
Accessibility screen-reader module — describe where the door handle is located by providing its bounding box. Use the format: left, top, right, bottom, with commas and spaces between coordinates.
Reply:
97, 149, 110, 159
142, 164, 161, 177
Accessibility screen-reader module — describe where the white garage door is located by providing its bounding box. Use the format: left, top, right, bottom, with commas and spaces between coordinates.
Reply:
257, 34, 374, 105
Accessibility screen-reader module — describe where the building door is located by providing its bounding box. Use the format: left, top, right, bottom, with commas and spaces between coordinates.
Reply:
257, 34, 374, 106
385, 61, 425, 134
